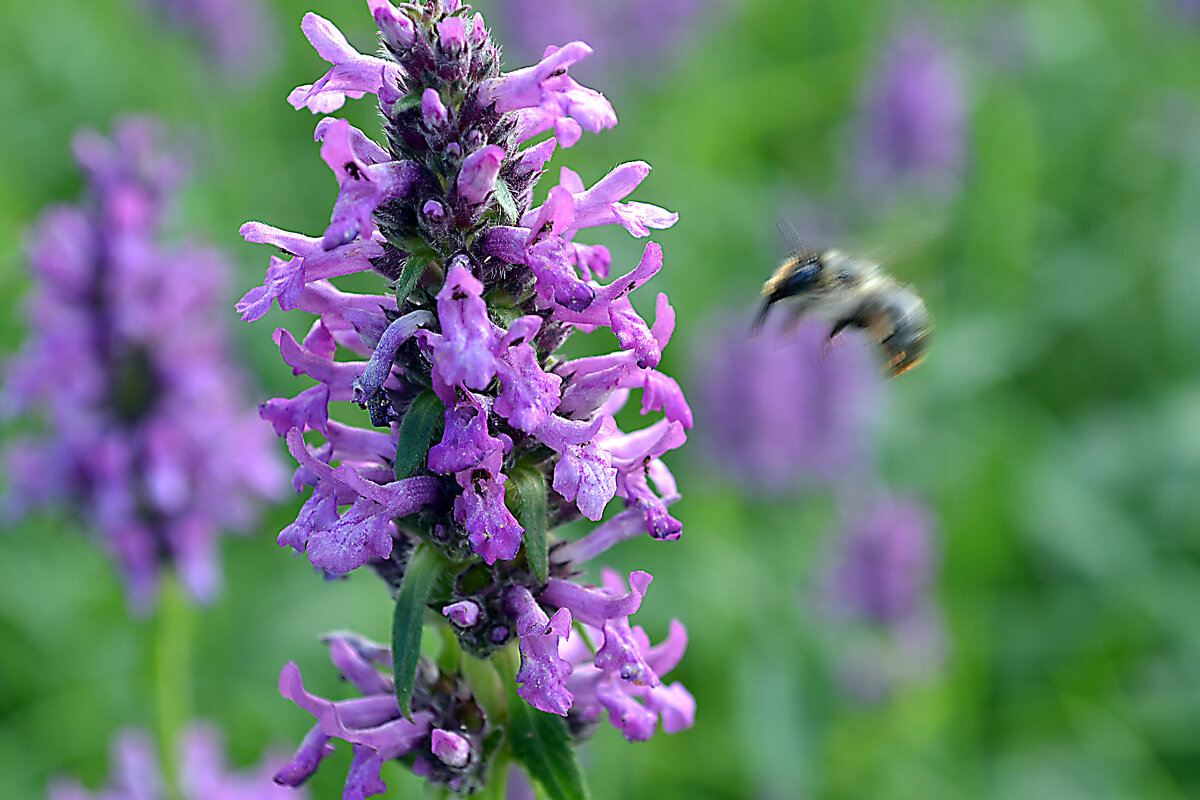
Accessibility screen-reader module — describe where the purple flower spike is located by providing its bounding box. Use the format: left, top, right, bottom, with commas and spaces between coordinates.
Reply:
247, 3, 694, 790
5, 118, 283, 612
456, 145, 506, 205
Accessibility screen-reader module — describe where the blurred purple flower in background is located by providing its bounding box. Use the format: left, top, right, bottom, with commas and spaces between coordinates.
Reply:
2, 118, 283, 612
241, 1, 693, 794
694, 314, 883, 494
138, 0, 279, 81
48, 724, 307, 800
493, 0, 722, 87
855, 20, 967, 198
818, 492, 947, 700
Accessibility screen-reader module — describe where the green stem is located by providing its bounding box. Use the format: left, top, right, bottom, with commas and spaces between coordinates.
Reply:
152, 572, 193, 800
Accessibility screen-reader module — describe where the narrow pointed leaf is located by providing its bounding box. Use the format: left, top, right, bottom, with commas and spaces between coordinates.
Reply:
492, 179, 519, 223
392, 544, 446, 720
504, 670, 589, 800
396, 251, 435, 304
507, 466, 549, 583
395, 390, 444, 479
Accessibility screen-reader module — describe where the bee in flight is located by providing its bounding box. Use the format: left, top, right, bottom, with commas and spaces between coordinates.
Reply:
755, 247, 932, 377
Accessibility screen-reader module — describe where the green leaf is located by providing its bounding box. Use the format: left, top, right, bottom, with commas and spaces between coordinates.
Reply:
507, 466, 549, 583
492, 179, 519, 224
504, 676, 589, 800
392, 545, 447, 720
395, 390, 444, 480
396, 251, 435, 305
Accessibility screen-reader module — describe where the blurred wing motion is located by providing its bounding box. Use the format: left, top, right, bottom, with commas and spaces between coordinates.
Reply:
757, 246, 932, 377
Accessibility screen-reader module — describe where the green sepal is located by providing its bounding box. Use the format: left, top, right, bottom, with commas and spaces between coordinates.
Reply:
391, 92, 423, 113
392, 544, 448, 720
396, 251, 436, 305
492, 179, 519, 224
506, 466, 549, 584
501, 652, 589, 800
394, 390, 444, 480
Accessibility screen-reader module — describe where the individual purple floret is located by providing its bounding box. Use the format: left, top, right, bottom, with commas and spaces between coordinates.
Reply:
694, 314, 883, 494
243, 1, 692, 795
2, 118, 283, 612
855, 20, 966, 198
817, 493, 947, 700
48, 724, 306, 800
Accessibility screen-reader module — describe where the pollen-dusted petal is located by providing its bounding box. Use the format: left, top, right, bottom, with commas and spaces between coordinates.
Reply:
428, 394, 506, 475
455, 471, 524, 564
508, 586, 574, 715
494, 337, 563, 432
427, 261, 499, 391
553, 442, 617, 521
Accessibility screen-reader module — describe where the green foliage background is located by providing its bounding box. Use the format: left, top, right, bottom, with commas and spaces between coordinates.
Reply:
3, 0, 1200, 797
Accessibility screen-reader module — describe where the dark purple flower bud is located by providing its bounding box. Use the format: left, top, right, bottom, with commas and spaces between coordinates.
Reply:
437, 17, 467, 53
455, 145, 506, 205
369, 0, 415, 49
422, 88, 449, 128
431, 730, 471, 769
442, 600, 481, 627
422, 199, 446, 221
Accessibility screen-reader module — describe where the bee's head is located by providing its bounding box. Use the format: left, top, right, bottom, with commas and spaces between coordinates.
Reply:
773, 252, 824, 300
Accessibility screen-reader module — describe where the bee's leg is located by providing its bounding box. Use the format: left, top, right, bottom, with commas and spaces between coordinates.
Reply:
750, 296, 777, 334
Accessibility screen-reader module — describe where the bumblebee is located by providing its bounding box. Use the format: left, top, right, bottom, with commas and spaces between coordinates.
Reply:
756, 248, 931, 377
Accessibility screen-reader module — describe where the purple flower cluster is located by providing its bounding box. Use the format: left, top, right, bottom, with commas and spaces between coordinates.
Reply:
694, 310, 945, 698
3, 118, 282, 612
48, 724, 306, 800
241, 2, 693, 794
694, 315, 882, 493
855, 21, 966, 198
818, 493, 947, 700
